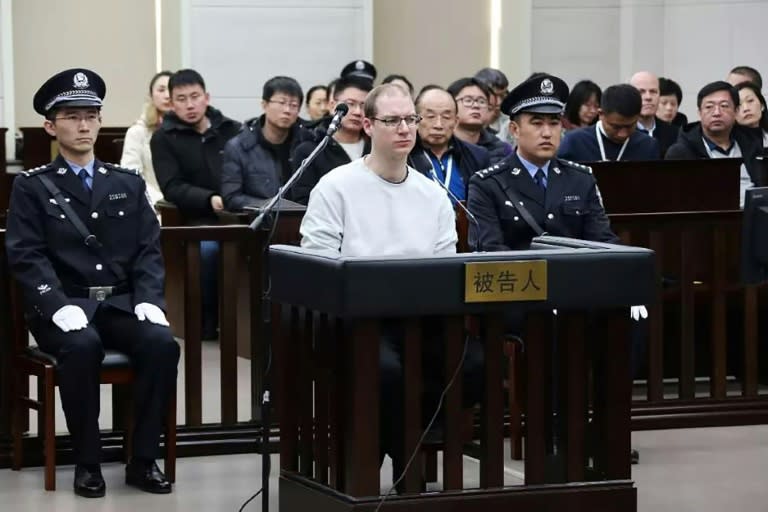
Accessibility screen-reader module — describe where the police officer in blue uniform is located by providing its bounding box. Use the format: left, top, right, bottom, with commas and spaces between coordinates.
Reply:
467, 74, 619, 250
5, 69, 180, 497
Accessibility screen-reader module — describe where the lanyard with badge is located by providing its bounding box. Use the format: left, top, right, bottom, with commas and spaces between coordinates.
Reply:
596, 121, 629, 161
425, 150, 454, 187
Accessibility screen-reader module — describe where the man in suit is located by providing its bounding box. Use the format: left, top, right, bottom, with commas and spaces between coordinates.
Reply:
5, 69, 180, 497
629, 71, 680, 156
468, 74, 619, 251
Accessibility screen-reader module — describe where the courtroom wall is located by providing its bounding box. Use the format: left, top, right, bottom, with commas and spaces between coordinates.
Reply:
12, 0, 156, 127
373, 0, 491, 93
530, 0, 768, 118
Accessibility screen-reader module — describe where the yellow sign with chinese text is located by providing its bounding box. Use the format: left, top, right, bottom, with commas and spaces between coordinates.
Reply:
464, 260, 548, 302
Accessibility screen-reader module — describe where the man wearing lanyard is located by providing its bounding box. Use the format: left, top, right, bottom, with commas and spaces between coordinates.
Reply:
666, 81, 764, 206
407, 86, 490, 201
558, 84, 660, 162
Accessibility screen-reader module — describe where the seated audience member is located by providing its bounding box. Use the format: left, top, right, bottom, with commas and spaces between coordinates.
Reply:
291, 76, 373, 204
447, 77, 512, 164
666, 81, 764, 205
151, 69, 241, 340
474, 67, 513, 143
300, 83, 482, 485
727, 65, 763, 88
629, 71, 680, 156
558, 84, 660, 162
305, 85, 329, 121
407, 85, 491, 201
121, 70, 172, 210
735, 81, 768, 148
658, 77, 688, 127
562, 80, 601, 131
382, 73, 415, 97
221, 76, 312, 210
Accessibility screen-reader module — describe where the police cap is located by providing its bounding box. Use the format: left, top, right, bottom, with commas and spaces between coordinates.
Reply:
340, 60, 377, 82
33, 68, 106, 116
501, 74, 569, 116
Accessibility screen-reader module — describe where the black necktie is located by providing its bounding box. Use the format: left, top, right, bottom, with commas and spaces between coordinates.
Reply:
534, 168, 547, 191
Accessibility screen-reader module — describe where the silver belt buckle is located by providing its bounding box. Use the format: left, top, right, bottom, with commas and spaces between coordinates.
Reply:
88, 286, 113, 302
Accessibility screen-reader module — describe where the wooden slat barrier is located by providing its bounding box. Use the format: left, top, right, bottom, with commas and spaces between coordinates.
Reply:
608, 211, 768, 429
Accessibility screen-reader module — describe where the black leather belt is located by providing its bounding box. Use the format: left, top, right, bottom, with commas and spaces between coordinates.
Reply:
65, 283, 131, 301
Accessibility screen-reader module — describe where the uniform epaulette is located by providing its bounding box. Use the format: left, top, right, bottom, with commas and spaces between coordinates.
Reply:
557, 158, 593, 174
20, 164, 54, 177
103, 162, 140, 176
473, 161, 508, 179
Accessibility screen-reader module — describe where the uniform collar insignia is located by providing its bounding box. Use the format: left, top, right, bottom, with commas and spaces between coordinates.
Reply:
553, 167, 561, 174
98, 166, 107, 174
511, 167, 521, 176
57, 168, 67, 175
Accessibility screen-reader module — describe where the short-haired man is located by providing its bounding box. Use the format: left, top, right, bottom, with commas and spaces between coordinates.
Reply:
666, 81, 765, 205
447, 77, 513, 164
658, 77, 688, 127
474, 67, 512, 143
151, 69, 241, 222
151, 69, 241, 340
727, 65, 763, 89
300, 84, 482, 484
221, 76, 312, 209
407, 86, 491, 201
291, 76, 373, 204
468, 74, 619, 251
558, 84, 660, 162
6, 68, 180, 497
629, 71, 680, 156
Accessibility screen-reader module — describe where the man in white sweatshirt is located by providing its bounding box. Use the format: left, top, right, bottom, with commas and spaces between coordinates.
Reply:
300, 83, 457, 256
300, 84, 482, 489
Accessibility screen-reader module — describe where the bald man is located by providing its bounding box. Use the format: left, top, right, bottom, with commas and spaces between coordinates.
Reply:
629, 71, 680, 157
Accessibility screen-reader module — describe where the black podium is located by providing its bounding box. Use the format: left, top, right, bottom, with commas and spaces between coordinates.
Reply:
270, 237, 654, 512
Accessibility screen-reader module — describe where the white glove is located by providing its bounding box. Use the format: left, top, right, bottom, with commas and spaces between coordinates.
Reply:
630, 305, 648, 321
134, 303, 170, 326
52, 305, 89, 332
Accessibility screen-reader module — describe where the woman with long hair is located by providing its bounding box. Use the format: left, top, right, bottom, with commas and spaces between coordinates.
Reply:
120, 70, 173, 209
735, 81, 768, 148
562, 80, 601, 132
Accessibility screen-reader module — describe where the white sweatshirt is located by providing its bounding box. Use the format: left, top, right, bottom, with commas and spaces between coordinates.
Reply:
300, 158, 458, 257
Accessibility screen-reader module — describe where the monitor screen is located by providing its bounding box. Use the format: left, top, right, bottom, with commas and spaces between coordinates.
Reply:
741, 187, 768, 285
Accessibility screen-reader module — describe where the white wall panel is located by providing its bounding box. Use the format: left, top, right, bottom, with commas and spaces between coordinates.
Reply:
187, 0, 372, 122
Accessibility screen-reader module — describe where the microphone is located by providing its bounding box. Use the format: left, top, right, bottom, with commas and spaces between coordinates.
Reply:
325, 103, 349, 136
428, 168, 483, 252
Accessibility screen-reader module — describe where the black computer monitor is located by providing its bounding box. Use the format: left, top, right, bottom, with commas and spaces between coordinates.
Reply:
741, 187, 768, 285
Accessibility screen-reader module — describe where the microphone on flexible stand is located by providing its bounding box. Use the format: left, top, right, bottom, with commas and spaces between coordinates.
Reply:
325, 103, 349, 136
428, 168, 483, 251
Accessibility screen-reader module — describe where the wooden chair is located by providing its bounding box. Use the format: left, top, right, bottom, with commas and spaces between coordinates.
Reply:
8, 282, 177, 491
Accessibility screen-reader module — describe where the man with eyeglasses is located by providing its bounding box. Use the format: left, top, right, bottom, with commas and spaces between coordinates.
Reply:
221, 76, 312, 209
300, 83, 483, 489
558, 84, 660, 162
291, 75, 373, 204
447, 77, 513, 165
6, 68, 180, 497
666, 80, 765, 205
407, 85, 490, 201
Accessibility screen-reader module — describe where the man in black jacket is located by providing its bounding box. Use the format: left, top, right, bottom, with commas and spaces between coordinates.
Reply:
150, 69, 241, 340
221, 76, 312, 210
666, 81, 765, 205
151, 69, 241, 223
290, 76, 372, 204
407, 86, 490, 201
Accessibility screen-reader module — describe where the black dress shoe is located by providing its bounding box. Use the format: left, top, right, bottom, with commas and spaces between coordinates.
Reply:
631, 448, 639, 464
125, 460, 172, 494
74, 464, 106, 498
